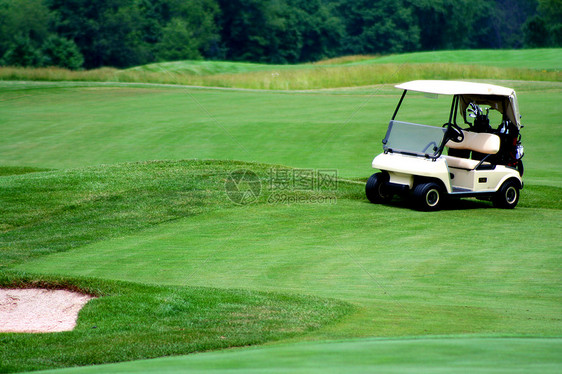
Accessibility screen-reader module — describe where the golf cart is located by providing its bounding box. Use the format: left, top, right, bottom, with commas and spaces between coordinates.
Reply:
366, 80, 524, 211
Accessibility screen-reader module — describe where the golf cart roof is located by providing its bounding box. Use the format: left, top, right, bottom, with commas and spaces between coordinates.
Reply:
395, 80, 515, 96
395, 80, 521, 128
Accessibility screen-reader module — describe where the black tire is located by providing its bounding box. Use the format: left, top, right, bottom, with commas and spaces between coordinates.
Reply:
365, 172, 392, 204
493, 180, 520, 209
413, 182, 443, 211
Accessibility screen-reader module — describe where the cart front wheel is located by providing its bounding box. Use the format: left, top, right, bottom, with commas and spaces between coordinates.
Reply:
365, 172, 393, 204
413, 182, 443, 211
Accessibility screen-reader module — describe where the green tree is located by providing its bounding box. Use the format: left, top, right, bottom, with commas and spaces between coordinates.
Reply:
490, 0, 538, 48
218, 0, 343, 63
155, 18, 201, 61
260, 0, 303, 63
410, 0, 498, 51
2, 0, 554, 69
287, 0, 344, 62
338, 0, 420, 55
0, 0, 52, 63
156, 0, 220, 60
41, 35, 84, 69
218, 0, 280, 62
1, 36, 44, 67
47, 0, 146, 68
524, 15, 549, 46
524, 0, 562, 46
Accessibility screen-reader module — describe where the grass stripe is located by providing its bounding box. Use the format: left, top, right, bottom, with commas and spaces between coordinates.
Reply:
33, 336, 562, 374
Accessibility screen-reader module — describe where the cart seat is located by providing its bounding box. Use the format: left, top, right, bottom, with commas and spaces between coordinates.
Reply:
444, 130, 500, 170
443, 155, 492, 170
446, 130, 500, 154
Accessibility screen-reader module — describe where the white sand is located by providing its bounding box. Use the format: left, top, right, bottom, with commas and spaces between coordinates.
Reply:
0, 288, 94, 333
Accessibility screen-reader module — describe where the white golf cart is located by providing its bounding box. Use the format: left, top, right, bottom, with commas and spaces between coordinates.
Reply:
366, 80, 524, 211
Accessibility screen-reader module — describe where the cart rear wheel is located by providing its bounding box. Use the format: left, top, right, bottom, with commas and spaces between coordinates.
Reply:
493, 180, 520, 209
365, 172, 393, 204
413, 182, 443, 211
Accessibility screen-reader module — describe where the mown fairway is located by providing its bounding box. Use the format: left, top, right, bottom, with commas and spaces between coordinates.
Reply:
0, 82, 388, 178
35, 337, 562, 374
17, 198, 561, 339
352, 48, 562, 70
0, 54, 561, 372
1, 81, 560, 184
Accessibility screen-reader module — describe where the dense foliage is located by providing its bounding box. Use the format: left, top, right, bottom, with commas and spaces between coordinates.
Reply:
0, 0, 560, 69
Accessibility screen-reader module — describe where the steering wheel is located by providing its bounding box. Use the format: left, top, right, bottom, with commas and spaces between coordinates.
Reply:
443, 122, 464, 143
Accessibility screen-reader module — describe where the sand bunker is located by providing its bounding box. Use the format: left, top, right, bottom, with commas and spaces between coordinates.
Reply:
0, 288, 94, 333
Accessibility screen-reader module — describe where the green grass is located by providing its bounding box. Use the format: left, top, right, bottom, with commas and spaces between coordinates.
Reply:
0, 68, 561, 373
0, 166, 51, 176
35, 337, 562, 374
0, 63, 557, 90
352, 49, 562, 71
0, 81, 560, 184
128, 49, 562, 74
0, 49, 560, 90
0, 272, 351, 373
2, 160, 560, 372
0, 160, 359, 268
17, 195, 561, 339
127, 60, 296, 75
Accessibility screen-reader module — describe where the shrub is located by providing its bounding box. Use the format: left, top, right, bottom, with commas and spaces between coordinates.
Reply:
41, 35, 84, 70
1, 36, 44, 67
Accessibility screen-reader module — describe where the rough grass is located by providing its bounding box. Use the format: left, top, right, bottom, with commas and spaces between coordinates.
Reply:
312, 55, 378, 65
0, 159, 359, 373
0, 63, 558, 90
126, 49, 562, 74
201, 63, 559, 90
0, 272, 352, 373
0, 166, 51, 177
0, 160, 361, 268
0, 49, 560, 90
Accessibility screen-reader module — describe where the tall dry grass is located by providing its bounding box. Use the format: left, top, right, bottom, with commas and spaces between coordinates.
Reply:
311, 55, 378, 65
0, 63, 559, 90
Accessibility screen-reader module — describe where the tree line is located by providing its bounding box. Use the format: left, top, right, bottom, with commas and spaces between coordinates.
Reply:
0, 0, 560, 70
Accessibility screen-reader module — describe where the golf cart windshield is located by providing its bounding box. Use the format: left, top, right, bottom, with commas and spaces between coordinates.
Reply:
383, 121, 446, 158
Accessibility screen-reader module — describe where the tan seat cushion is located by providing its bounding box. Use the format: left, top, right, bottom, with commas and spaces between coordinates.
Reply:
446, 130, 500, 154
443, 155, 491, 170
